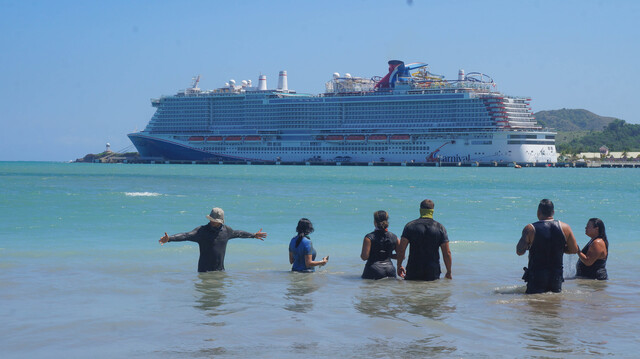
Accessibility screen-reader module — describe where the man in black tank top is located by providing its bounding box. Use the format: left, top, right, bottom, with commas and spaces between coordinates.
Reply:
516, 199, 579, 294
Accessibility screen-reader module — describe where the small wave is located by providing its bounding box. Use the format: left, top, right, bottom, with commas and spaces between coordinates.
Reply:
124, 192, 162, 197
494, 285, 526, 295
449, 240, 485, 244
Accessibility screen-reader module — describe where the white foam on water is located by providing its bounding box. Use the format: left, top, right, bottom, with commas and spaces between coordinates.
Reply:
494, 285, 526, 295
124, 192, 162, 197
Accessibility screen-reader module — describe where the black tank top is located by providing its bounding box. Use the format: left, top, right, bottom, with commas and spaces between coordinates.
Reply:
365, 229, 397, 265
576, 238, 608, 279
528, 220, 566, 271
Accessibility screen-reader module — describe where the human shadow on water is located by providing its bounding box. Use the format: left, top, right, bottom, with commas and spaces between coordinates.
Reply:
519, 294, 573, 354
193, 271, 231, 318
399, 281, 455, 320
495, 280, 609, 356
354, 279, 454, 321
354, 279, 457, 356
283, 272, 320, 314
516, 277, 609, 355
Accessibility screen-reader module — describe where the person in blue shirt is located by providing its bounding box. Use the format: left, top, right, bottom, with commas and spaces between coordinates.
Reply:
288, 218, 329, 272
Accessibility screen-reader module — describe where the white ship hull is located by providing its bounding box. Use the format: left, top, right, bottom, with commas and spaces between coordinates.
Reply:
130, 131, 557, 163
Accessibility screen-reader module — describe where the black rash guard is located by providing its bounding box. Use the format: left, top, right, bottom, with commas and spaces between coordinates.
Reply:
401, 217, 449, 281
362, 229, 397, 280
168, 223, 254, 272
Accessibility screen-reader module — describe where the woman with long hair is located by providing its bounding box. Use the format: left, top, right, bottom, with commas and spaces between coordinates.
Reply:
288, 218, 329, 272
360, 210, 399, 280
576, 218, 608, 280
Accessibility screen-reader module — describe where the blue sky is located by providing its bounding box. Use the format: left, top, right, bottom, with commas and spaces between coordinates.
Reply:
1, 0, 639, 161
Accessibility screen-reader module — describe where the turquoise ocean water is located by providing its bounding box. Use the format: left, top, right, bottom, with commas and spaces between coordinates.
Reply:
1, 162, 639, 358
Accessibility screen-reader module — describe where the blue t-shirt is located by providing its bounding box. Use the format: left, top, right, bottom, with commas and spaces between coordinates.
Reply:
289, 235, 316, 272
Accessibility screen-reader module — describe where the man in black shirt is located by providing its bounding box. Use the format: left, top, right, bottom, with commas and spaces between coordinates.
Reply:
396, 199, 452, 280
159, 207, 267, 272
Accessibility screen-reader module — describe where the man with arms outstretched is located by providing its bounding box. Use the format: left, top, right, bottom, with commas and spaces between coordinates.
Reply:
160, 207, 267, 272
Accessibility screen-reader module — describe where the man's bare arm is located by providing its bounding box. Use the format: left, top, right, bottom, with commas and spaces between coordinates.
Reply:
396, 237, 409, 277
516, 224, 534, 256
561, 222, 579, 254
440, 241, 452, 279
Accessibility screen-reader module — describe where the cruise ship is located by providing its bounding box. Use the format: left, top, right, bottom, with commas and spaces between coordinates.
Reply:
127, 60, 556, 163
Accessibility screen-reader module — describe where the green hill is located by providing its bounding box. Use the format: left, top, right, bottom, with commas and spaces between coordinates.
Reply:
531, 109, 640, 153
557, 119, 640, 153
534, 109, 618, 131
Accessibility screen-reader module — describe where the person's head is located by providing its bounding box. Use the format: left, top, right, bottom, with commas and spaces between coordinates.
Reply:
537, 199, 554, 219
296, 218, 314, 238
419, 199, 435, 218
586, 218, 607, 242
420, 199, 435, 210
206, 207, 224, 227
373, 210, 389, 230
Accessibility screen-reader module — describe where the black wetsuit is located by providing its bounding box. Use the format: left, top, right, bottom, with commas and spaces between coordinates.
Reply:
168, 223, 254, 272
524, 220, 566, 294
361, 229, 398, 280
576, 238, 608, 280
401, 217, 449, 281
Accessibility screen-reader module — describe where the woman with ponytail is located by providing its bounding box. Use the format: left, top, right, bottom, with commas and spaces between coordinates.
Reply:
288, 218, 329, 272
360, 210, 400, 279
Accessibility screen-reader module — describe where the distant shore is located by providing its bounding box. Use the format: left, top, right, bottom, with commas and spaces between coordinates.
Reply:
74, 149, 640, 168
73, 157, 640, 168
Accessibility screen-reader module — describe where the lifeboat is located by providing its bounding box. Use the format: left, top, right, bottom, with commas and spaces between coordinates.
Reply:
244, 136, 261, 141
225, 136, 242, 142
325, 135, 344, 142
188, 136, 205, 142
346, 135, 365, 141
368, 135, 387, 141
390, 134, 411, 142
205, 136, 223, 142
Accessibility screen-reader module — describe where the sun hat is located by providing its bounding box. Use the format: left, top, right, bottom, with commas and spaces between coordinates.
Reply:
206, 207, 225, 224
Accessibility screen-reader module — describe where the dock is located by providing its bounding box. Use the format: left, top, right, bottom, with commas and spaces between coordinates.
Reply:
86, 158, 640, 168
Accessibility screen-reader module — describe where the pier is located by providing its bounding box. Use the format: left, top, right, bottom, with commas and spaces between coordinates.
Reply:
86, 158, 640, 168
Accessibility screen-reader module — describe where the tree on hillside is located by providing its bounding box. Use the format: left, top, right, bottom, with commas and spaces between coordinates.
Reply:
557, 119, 640, 153
535, 109, 617, 131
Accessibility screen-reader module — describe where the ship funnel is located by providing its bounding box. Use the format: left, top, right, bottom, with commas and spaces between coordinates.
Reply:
277, 70, 288, 91
258, 75, 267, 90
458, 69, 465, 81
